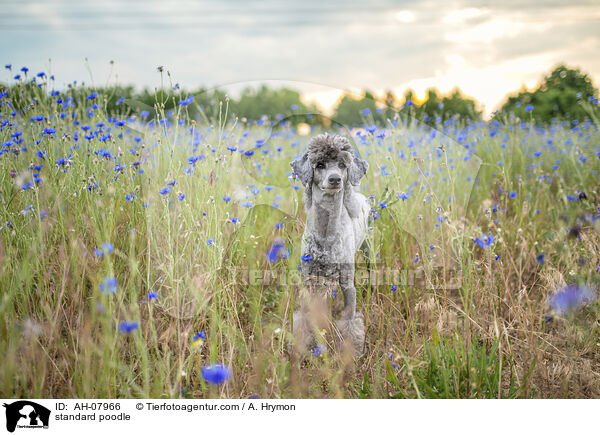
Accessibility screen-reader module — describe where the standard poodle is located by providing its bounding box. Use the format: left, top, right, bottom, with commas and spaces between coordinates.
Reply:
290, 133, 370, 356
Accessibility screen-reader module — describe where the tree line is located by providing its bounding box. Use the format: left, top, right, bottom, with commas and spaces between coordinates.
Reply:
2, 64, 598, 126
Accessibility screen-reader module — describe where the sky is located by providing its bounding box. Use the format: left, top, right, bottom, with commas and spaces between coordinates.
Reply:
2, 0, 599, 116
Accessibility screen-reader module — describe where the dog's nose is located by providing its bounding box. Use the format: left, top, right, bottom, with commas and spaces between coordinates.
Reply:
328, 175, 341, 185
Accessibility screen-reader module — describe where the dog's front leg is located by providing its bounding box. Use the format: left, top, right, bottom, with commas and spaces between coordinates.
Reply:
339, 267, 356, 320
336, 265, 365, 356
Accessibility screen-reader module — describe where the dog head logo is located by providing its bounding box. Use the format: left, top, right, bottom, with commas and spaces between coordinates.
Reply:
3, 401, 50, 432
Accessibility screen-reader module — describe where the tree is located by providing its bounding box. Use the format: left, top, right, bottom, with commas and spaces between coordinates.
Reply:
496, 64, 599, 124
332, 90, 384, 127
399, 87, 482, 125
228, 85, 314, 122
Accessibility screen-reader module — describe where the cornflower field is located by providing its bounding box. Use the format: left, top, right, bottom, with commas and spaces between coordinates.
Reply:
1, 71, 599, 399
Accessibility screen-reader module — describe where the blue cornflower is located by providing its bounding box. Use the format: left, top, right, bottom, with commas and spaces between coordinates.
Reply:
548, 285, 596, 316
398, 192, 409, 200
178, 193, 186, 201
509, 191, 517, 199
362, 108, 371, 116
101, 242, 114, 254
207, 238, 215, 246
201, 364, 231, 384
380, 202, 387, 209
266, 239, 285, 263
301, 254, 313, 262
159, 187, 171, 195
311, 343, 327, 356
536, 254, 545, 265
119, 321, 138, 334
99, 277, 117, 294
390, 285, 398, 293
147, 291, 159, 300
474, 234, 494, 248
525, 105, 534, 112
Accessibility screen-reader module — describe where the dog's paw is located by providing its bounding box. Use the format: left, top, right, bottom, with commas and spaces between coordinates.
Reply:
335, 314, 365, 357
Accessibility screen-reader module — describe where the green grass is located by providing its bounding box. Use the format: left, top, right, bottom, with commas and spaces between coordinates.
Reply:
1, 79, 599, 398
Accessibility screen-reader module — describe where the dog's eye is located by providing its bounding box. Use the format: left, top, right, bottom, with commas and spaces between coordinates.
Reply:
316, 163, 325, 169
338, 162, 346, 169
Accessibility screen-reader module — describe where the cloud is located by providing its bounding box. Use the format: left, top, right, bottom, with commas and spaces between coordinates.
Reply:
1, 0, 598, 117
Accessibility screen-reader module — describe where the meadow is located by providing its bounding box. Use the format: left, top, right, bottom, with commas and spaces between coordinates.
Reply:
1, 72, 599, 399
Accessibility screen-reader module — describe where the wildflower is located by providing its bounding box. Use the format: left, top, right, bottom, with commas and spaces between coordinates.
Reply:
474, 233, 494, 248
536, 254, 545, 265
192, 330, 206, 347
380, 201, 387, 209
301, 254, 312, 262
99, 277, 117, 294
509, 191, 517, 199
222, 196, 231, 202
178, 193, 186, 201
390, 285, 398, 293
159, 187, 171, 195
101, 242, 114, 254
525, 105, 534, 112
548, 285, 596, 316
119, 321, 138, 334
147, 291, 158, 300
398, 192, 409, 200
311, 343, 327, 356
207, 238, 215, 246
201, 364, 231, 384
266, 239, 285, 263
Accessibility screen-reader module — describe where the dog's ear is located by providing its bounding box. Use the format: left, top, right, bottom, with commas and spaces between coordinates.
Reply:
290, 152, 312, 187
348, 154, 368, 185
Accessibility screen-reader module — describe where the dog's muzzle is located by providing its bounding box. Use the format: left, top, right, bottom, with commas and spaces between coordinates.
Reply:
327, 175, 341, 187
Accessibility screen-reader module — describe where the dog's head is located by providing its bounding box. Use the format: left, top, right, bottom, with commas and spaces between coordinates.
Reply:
290, 133, 368, 206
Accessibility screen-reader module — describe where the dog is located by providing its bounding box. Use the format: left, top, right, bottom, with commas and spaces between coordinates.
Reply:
290, 133, 370, 356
